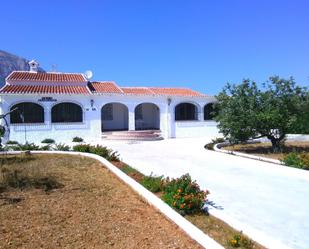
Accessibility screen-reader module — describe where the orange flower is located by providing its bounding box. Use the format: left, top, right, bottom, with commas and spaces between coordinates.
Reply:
180, 203, 185, 209
173, 201, 176, 206
177, 188, 182, 193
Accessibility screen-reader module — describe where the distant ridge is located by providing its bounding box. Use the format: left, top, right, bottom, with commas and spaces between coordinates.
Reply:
0, 50, 44, 87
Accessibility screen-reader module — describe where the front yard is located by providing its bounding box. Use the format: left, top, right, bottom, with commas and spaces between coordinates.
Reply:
0, 154, 201, 249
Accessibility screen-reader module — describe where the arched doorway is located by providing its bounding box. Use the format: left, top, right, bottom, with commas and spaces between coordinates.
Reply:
204, 103, 215, 120
101, 103, 128, 132
135, 103, 160, 130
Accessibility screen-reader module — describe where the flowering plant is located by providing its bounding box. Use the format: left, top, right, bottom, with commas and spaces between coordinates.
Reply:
162, 173, 209, 215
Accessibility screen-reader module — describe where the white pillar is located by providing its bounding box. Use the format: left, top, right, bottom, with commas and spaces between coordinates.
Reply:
128, 105, 135, 131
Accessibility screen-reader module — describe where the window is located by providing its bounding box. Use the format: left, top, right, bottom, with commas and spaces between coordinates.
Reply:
51, 102, 82, 123
175, 103, 198, 121
102, 104, 113, 120
204, 103, 215, 120
10, 102, 44, 124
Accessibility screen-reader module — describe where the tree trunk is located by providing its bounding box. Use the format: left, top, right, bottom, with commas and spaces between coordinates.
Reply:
267, 134, 286, 153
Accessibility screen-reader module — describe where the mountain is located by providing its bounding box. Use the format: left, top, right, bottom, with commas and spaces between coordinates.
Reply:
0, 50, 44, 87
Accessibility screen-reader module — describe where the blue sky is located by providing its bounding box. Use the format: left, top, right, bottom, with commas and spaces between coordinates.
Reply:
1, 0, 308, 94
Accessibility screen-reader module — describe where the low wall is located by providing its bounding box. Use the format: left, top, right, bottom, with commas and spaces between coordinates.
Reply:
8, 122, 100, 144
174, 121, 220, 138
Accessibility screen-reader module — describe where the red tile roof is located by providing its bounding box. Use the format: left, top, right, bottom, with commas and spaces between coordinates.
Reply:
1, 72, 207, 97
121, 87, 155, 95
89, 81, 123, 94
149, 87, 204, 97
7, 71, 86, 82
0, 85, 89, 94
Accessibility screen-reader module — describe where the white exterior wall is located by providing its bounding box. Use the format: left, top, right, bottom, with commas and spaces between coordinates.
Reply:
0, 93, 220, 143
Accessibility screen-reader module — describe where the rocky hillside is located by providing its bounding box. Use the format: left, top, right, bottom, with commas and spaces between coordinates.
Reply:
0, 50, 44, 87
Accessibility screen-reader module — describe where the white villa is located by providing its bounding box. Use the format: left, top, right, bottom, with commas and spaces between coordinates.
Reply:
0, 60, 219, 143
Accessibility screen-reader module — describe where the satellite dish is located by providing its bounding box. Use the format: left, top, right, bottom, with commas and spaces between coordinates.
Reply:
84, 70, 93, 80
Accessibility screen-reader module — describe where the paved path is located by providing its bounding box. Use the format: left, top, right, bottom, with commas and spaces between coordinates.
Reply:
95, 138, 309, 249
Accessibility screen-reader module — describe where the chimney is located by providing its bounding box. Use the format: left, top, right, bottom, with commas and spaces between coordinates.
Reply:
28, 59, 39, 72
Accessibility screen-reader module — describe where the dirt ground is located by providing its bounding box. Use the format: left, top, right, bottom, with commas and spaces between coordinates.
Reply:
0, 154, 202, 249
223, 141, 309, 160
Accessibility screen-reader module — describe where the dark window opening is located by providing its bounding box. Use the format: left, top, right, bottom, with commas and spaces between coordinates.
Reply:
204, 103, 215, 120
175, 103, 198, 121
10, 102, 44, 124
51, 102, 82, 123
135, 104, 143, 120
102, 104, 113, 120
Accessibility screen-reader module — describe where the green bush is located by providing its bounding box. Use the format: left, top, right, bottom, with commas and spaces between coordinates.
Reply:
162, 173, 209, 215
12, 143, 40, 151
41, 138, 55, 144
228, 231, 253, 248
141, 173, 163, 193
72, 144, 120, 162
5, 140, 18, 145
72, 137, 84, 142
39, 145, 51, 151
283, 152, 309, 170
54, 143, 70, 151
72, 144, 91, 153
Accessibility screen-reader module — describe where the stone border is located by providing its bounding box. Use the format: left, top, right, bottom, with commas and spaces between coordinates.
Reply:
213, 142, 283, 165
2, 151, 223, 249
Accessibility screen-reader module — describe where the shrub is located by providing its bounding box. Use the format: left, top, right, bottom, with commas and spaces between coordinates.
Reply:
54, 143, 70, 151
283, 152, 309, 170
108, 151, 120, 162
72, 144, 91, 153
11, 143, 40, 151
41, 138, 55, 144
39, 145, 51, 151
228, 232, 253, 248
72, 137, 84, 142
72, 144, 120, 162
162, 173, 209, 215
5, 140, 18, 145
141, 173, 164, 193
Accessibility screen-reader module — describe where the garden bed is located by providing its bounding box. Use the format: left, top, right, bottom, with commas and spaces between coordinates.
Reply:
222, 141, 309, 160
0, 154, 201, 249
112, 161, 265, 249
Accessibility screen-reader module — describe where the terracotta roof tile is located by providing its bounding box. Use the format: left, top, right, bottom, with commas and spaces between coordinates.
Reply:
7, 71, 86, 82
149, 87, 205, 97
89, 81, 123, 94
0, 85, 89, 94
121, 87, 155, 95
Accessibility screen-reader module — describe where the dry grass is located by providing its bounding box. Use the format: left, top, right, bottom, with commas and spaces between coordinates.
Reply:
0, 154, 201, 249
223, 141, 309, 160
187, 214, 265, 249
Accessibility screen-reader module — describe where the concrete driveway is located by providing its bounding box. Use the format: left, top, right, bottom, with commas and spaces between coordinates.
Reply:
96, 137, 309, 249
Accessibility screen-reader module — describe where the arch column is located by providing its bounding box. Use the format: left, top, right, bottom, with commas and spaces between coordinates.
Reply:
128, 104, 135, 131
198, 109, 203, 121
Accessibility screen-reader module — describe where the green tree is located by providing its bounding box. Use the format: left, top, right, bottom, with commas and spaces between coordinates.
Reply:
215, 77, 308, 152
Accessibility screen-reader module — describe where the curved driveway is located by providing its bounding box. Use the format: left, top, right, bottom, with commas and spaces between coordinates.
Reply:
99, 137, 309, 249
